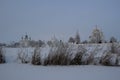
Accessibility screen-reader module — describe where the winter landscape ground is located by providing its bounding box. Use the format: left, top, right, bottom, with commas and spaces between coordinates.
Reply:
0, 63, 120, 80
0, 43, 120, 80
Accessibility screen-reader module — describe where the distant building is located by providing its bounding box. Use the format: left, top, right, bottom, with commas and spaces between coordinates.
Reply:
20, 34, 31, 47
19, 34, 44, 47
89, 26, 104, 43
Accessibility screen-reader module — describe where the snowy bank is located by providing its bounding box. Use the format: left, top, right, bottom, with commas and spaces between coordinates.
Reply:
0, 63, 120, 80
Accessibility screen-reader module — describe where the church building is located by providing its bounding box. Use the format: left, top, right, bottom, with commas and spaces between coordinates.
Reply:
19, 34, 31, 47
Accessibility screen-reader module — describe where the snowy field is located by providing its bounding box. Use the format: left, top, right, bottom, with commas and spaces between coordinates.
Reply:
0, 63, 120, 80
0, 44, 120, 80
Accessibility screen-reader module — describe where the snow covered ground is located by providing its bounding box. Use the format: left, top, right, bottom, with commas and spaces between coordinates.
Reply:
0, 63, 120, 80
0, 44, 120, 80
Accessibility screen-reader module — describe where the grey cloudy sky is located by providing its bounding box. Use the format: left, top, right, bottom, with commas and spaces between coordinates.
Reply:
0, 0, 120, 43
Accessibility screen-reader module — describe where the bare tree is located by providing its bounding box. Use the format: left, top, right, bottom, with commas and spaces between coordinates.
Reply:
89, 27, 104, 43
110, 36, 117, 43
68, 37, 75, 43
75, 31, 80, 44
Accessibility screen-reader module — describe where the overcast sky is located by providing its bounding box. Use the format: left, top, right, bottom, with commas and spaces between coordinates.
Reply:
0, 0, 120, 43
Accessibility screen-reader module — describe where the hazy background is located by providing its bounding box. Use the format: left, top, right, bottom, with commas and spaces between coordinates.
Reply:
0, 0, 120, 43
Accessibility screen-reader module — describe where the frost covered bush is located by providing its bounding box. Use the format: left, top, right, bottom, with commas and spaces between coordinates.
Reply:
81, 53, 95, 65
108, 42, 120, 55
100, 52, 117, 66
17, 48, 30, 63
100, 43, 120, 66
87, 53, 95, 64
44, 41, 72, 65
70, 45, 86, 65
0, 47, 5, 63
88, 46, 103, 65
70, 52, 83, 65
116, 56, 120, 66
81, 45, 102, 65
110, 43, 120, 66
31, 47, 41, 65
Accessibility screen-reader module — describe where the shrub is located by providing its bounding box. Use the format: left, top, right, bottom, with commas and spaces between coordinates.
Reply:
81, 45, 102, 65
100, 52, 112, 66
31, 47, 41, 65
116, 56, 120, 66
87, 53, 94, 64
0, 47, 5, 63
44, 49, 67, 65
100, 43, 120, 66
110, 43, 120, 54
81, 53, 95, 65
100, 52, 118, 66
70, 45, 86, 65
44, 42, 72, 65
70, 52, 83, 65
17, 48, 30, 63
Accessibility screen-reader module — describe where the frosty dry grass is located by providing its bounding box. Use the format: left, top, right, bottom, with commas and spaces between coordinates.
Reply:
0, 47, 5, 63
